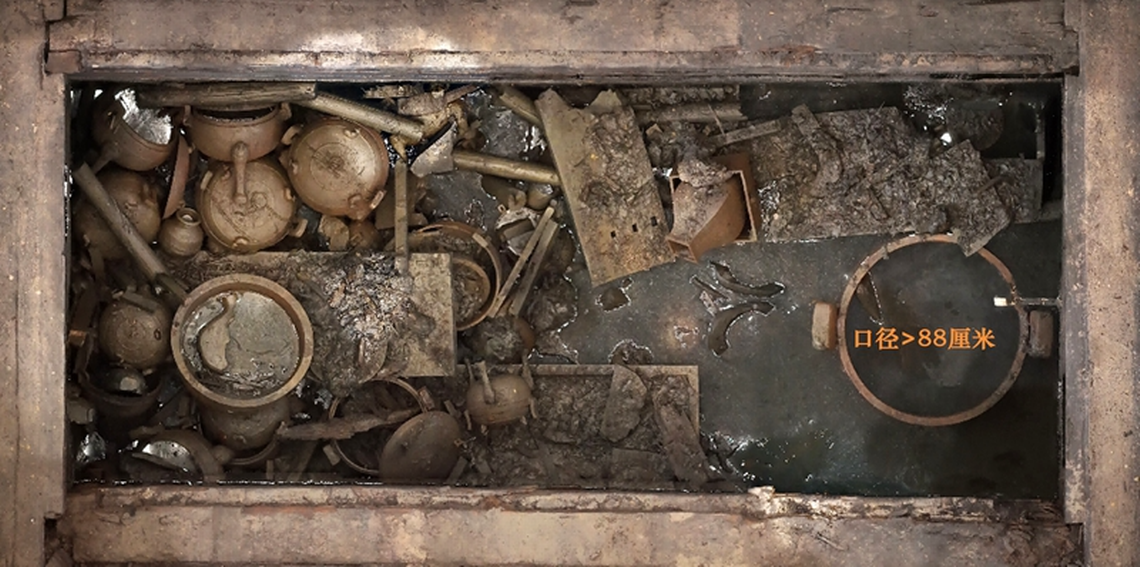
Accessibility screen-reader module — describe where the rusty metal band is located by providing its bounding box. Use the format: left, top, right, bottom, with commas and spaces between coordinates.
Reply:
329, 377, 427, 476
836, 233, 1030, 427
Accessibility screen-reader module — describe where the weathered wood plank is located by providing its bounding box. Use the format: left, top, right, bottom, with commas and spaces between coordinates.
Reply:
738, 0, 1073, 55
47, 0, 1077, 80
0, 182, 21, 566
62, 486, 1078, 565
60, 485, 1062, 521
1061, 75, 1087, 525
1068, 2, 1140, 564
1, 1, 68, 565
16, 65, 68, 526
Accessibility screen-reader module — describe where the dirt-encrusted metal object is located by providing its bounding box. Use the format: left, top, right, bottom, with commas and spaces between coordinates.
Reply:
164, 136, 193, 218
409, 222, 503, 331
158, 207, 204, 257
78, 366, 166, 422
186, 104, 290, 163
227, 438, 280, 469
392, 158, 410, 271
451, 150, 561, 186
98, 294, 172, 370
74, 168, 162, 261
197, 158, 297, 253
398, 85, 477, 117
667, 153, 761, 248
708, 119, 782, 148
199, 396, 291, 452
652, 375, 709, 486
170, 252, 455, 388
378, 411, 463, 483
706, 301, 773, 356
812, 301, 838, 351
171, 274, 313, 410
1028, 310, 1055, 359
363, 84, 423, 100
72, 164, 189, 302
281, 408, 418, 441
282, 118, 390, 220
985, 159, 1045, 224
599, 366, 647, 442
410, 123, 458, 177
692, 262, 783, 356
447, 363, 699, 487
297, 92, 424, 142
489, 207, 554, 317
136, 83, 317, 109
465, 361, 536, 430
635, 102, 746, 125
492, 85, 543, 128
505, 215, 559, 317
744, 105, 1016, 255
667, 167, 745, 262
348, 219, 382, 250
134, 429, 226, 483
91, 89, 175, 172
330, 378, 427, 476
451, 256, 492, 328
836, 234, 1029, 427
466, 315, 535, 365
536, 90, 672, 286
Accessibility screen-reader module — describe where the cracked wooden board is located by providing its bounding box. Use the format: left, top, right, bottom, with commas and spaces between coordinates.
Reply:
62, 485, 1079, 565
536, 90, 673, 286
48, 0, 1075, 80
1, 3, 68, 566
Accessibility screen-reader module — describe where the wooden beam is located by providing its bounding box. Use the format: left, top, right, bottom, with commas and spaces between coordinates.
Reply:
0, 175, 21, 565
1065, 1, 1140, 564
0, 1, 69, 566
61, 486, 1078, 565
47, 0, 1077, 81
1061, 74, 1088, 525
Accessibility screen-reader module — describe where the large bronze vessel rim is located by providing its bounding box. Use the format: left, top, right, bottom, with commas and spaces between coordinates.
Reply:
835, 233, 1029, 427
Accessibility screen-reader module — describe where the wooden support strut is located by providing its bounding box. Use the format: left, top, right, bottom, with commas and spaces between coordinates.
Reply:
72, 163, 188, 303
489, 207, 555, 316
507, 219, 559, 317
393, 158, 409, 274
46, 1, 1077, 80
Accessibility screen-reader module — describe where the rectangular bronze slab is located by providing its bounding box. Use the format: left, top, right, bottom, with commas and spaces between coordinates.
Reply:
536, 90, 673, 286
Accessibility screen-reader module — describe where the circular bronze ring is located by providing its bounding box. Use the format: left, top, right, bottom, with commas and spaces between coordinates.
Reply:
171, 274, 314, 410
413, 221, 504, 330
329, 377, 427, 476
836, 233, 1029, 427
